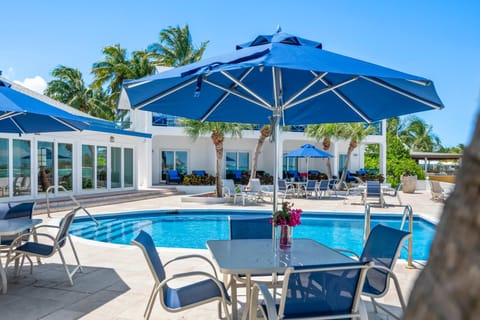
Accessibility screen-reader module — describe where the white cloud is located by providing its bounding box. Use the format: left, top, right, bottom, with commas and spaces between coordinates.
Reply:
13, 76, 48, 94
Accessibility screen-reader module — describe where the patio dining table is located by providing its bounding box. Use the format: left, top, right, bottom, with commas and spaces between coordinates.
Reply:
0, 218, 42, 294
207, 238, 357, 320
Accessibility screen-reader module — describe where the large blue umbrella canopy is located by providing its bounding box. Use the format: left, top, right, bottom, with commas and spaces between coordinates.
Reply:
122, 31, 444, 222
0, 80, 90, 134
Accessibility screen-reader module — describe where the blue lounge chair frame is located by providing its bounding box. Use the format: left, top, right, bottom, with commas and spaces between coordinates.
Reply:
131, 230, 231, 320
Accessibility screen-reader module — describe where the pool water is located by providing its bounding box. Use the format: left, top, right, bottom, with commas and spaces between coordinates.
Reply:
70, 210, 436, 260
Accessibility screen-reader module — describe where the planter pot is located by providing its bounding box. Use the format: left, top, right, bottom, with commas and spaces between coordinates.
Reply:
401, 175, 417, 193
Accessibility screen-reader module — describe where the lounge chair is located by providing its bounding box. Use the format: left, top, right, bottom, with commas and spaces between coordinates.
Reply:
13, 175, 31, 196
334, 224, 411, 319
249, 261, 371, 320
316, 179, 330, 199
246, 178, 268, 203
131, 230, 231, 320
222, 179, 250, 205
383, 183, 403, 206
429, 180, 448, 201
192, 170, 207, 177
303, 180, 318, 199
166, 170, 181, 184
8, 207, 83, 286
363, 180, 384, 207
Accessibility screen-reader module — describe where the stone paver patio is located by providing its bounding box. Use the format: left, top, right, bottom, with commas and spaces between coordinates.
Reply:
0, 189, 445, 319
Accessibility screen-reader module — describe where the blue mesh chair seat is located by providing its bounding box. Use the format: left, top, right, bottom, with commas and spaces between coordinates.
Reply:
335, 224, 411, 319
131, 230, 231, 319
303, 180, 318, 199
8, 207, 83, 286
192, 170, 207, 177
317, 180, 330, 199
250, 262, 371, 320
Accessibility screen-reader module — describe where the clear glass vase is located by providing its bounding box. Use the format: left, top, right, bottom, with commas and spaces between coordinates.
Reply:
279, 225, 292, 250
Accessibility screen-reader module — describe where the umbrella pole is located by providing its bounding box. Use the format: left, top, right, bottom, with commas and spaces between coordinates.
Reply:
272, 114, 280, 253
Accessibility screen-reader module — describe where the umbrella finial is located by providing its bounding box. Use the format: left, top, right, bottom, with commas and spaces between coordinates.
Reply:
276, 25, 282, 33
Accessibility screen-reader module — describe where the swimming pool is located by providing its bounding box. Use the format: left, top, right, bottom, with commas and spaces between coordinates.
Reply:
70, 210, 436, 260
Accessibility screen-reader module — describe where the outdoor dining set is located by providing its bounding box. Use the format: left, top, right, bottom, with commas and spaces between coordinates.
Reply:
132, 215, 411, 320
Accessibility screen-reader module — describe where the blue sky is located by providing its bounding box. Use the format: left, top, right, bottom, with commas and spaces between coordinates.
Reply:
1, 1, 479, 147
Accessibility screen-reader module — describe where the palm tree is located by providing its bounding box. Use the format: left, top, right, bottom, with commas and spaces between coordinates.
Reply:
248, 125, 270, 187
182, 120, 249, 197
305, 124, 340, 178
148, 24, 209, 67
44, 65, 91, 113
399, 116, 441, 151
336, 123, 376, 186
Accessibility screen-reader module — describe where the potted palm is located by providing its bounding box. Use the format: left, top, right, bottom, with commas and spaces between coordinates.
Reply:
400, 170, 417, 193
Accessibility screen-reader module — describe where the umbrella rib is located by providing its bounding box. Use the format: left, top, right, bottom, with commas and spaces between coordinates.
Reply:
10, 117, 26, 134
49, 116, 82, 131
360, 76, 443, 110
200, 68, 255, 121
283, 71, 328, 107
284, 76, 359, 109
0, 111, 22, 121
203, 78, 271, 110
134, 78, 198, 109
220, 70, 272, 108
319, 77, 372, 122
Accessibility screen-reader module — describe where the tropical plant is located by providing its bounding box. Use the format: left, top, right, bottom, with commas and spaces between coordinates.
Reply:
44, 65, 91, 113
181, 120, 249, 197
305, 123, 341, 178
148, 24, 209, 67
399, 116, 442, 151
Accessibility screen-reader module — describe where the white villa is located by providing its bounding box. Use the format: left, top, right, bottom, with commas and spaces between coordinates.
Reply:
0, 79, 387, 202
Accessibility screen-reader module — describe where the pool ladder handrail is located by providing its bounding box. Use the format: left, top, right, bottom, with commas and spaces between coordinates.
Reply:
45, 185, 99, 225
364, 204, 414, 268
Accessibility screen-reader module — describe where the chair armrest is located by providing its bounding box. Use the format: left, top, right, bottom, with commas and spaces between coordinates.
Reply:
9, 231, 56, 248
160, 271, 231, 302
164, 254, 219, 278
32, 224, 60, 231
332, 248, 360, 259
251, 282, 278, 320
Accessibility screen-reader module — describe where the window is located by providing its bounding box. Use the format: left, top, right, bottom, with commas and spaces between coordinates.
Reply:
111, 147, 121, 189
58, 143, 73, 191
339, 154, 348, 176
37, 141, 54, 193
226, 152, 249, 171
161, 150, 188, 180
0, 138, 8, 198
283, 153, 298, 171
13, 139, 31, 196
97, 146, 107, 189
124, 148, 133, 188
82, 145, 94, 190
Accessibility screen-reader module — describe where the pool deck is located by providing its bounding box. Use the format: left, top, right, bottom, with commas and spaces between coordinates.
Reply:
0, 189, 445, 319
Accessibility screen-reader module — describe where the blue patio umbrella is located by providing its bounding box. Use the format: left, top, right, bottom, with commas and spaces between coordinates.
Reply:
0, 80, 90, 134
286, 144, 332, 176
122, 30, 444, 236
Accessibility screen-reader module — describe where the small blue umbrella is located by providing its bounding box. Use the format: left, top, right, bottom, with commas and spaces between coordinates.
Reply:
286, 144, 332, 176
0, 80, 90, 134
122, 30, 444, 236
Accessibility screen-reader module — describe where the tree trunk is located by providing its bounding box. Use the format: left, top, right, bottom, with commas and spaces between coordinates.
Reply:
249, 126, 270, 188
211, 131, 224, 198
323, 138, 333, 178
403, 115, 480, 319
